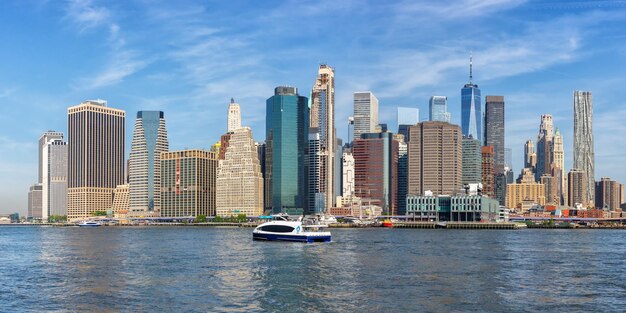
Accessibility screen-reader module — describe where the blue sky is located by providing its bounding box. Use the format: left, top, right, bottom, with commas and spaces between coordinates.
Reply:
1, 0, 626, 214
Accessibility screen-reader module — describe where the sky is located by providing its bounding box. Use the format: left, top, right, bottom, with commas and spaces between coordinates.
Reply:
1, 0, 626, 215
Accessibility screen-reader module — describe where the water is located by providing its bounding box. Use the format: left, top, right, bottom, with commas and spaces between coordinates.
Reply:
1, 227, 625, 312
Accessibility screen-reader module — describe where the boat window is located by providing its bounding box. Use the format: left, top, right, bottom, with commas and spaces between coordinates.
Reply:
259, 225, 295, 233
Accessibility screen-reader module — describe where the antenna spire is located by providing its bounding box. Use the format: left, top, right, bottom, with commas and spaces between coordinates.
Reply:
469, 51, 473, 84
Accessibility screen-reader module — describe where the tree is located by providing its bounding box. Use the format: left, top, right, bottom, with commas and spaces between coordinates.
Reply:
92, 211, 107, 216
196, 215, 207, 223
48, 215, 67, 223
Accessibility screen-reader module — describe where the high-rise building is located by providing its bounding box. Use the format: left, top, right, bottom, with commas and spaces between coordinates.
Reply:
504, 148, 513, 170
408, 122, 462, 196
484, 96, 505, 174
552, 128, 566, 205
27, 183, 43, 219
310, 65, 336, 210
462, 136, 482, 186
40, 133, 67, 219
353, 91, 379, 141
536, 114, 554, 181
67, 100, 125, 221
39, 131, 63, 183
353, 132, 399, 215
227, 98, 241, 132
506, 181, 546, 209
266, 86, 309, 214
129, 111, 169, 217
342, 152, 355, 199
595, 177, 624, 210
256, 142, 267, 209
461, 56, 482, 142
397, 107, 419, 142
112, 184, 130, 216
568, 169, 587, 207
495, 173, 507, 206
429, 96, 450, 123
397, 138, 408, 215
160, 150, 218, 217
216, 127, 264, 217
524, 139, 537, 173
307, 130, 324, 213
481, 146, 495, 198
541, 174, 559, 205
573, 91, 595, 206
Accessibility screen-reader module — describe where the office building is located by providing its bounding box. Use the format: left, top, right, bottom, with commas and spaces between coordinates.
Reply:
397, 139, 408, 215
573, 91, 595, 206
484, 96, 505, 174
353, 132, 399, 215
397, 107, 419, 142
40, 132, 67, 219
552, 128, 566, 204
112, 184, 129, 216
461, 56, 482, 142
266, 86, 309, 214
353, 91, 379, 141
161, 150, 218, 217
216, 127, 264, 217
307, 130, 324, 213
342, 152, 355, 199
429, 96, 450, 123
462, 136, 482, 186
67, 100, 125, 221
28, 183, 43, 219
129, 111, 169, 217
227, 98, 241, 132
524, 139, 537, 173
536, 114, 554, 181
481, 146, 495, 198
495, 173, 507, 206
506, 181, 546, 209
568, 169, 587, 207
541, 174, 559, 205
408, 122, 462, 196
406, 194, 500, 222
595, 177, 624, 210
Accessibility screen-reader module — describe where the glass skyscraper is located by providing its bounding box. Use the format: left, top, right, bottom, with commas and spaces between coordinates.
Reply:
461, 59, 481, 142
266, 86, 309, 214
429, 96, 450, 123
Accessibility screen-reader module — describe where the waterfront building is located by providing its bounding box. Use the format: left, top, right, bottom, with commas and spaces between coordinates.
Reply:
573, 91, 595, 206
67, 100, 125, 221
595, 177, 624, 210
568, 169, 587, 207
129, 111, 169, 217
265, 86, 309, 214
429, 96, 450, 123
353, 132, 399, 215
255, 142, 267, 209
227, 98, 241, 132
524, 139, 537, 175
552, 128, 566, 204
310, 65, 336, 210
353, 91, 379, 141
397, 107, 419, 142
160, 150, 218, 217
536, 114, 554, 181
40, 133, 67, 219
342, 152, 355, 199
112, 184, 130, 216
484, 96, 505, 174
408, 121, 462, 196
216, 127, 264, 217
397, 139, 408, 215
461, 56, 482, 142
307, 130, 324, 213
406, 194, 499, 222
505, 181, 546, 209
481, 146, 495, 198
462, 136, 482, 186
495, 173, 507, 206
27, 183, 43, 219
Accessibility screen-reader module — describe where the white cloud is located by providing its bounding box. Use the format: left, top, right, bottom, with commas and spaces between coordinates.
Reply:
64, 0, 110, 33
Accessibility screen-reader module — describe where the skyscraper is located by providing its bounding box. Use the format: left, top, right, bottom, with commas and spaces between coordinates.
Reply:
573, 91, 594, 206
461, 57, 482, 142
536, 114, 554, 181
595, 177, 624, 210
227, 98, 241, 132
129, 111, 169, 217
397, 139, 408, 215
524, 139, 537, 172
353, 91, 379, 141
552, 128, 566, 204
38, 131, 63, 184
484, 95, 505, 174
266, 86, 309, 214
307, 130, 324, 213
67, 100, 125, 221
408, 121, 462, 196
27, 183, 43, 219
40, 133, 67, 219
481, 146, 495, 198
216, 127, 264, 217
310, 64, 336, 210
462, 136, 482, 186
568, 169, 587, 207
397, 107, 419, 142
429, 96, 450, 123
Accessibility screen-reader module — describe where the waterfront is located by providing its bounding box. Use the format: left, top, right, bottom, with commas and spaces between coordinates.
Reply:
1, 227, 625, 312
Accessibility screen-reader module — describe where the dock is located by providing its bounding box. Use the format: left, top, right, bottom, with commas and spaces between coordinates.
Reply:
394, 222, 525, 229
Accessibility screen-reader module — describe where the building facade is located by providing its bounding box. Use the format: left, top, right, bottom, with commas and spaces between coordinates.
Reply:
573, 91, 595, 206
39, 131, 64, 184
462, 136, 482, 186
28, 183, 43, 219
406, 195, 500, 222
40, 134, 67, 219
353, 91, 379, 141
524, 139, 537, 174
595, 177, 623, 210
342, 152, 355, 199
227, 98, 241, 132
429, 96, 450, 123
408, 121, 462, 196
397, 139, 408, 215
216, 127, 264, 217
484, 95, 505, 174
506, 182, 546, 209
481, 146, 495, 198
536, 114, 554, 181
112, 184, 130, 216
67, 100, 125, 221
552, 128, 566, 204
461, 58, 482, 142
161, 150, 218, 217
129, 111, 169, 217
568, 169, 587, 207
265, 86, 309, 214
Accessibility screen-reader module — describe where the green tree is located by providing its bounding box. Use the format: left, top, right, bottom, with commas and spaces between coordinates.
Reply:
196, 215, 207, 223
92, 211, 107, 216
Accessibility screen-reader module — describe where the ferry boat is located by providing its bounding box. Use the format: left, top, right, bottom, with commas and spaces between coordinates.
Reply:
253, 215, 331, 243
78, 221, 102, 227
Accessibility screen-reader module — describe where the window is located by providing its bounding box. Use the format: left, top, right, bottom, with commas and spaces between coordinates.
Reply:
259, 225, 295, 233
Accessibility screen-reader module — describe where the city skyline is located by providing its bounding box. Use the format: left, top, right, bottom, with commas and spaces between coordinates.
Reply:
2, 1, 626, 214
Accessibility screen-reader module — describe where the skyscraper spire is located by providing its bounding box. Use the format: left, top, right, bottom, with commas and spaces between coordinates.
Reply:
469, 52, 473, 85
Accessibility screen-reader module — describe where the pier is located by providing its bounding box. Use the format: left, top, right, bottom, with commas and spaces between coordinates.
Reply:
394, 222, 525, 230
